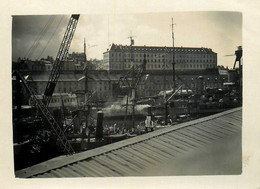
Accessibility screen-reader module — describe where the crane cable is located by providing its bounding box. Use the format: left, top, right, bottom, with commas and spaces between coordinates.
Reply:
26, 16, 55, 59
24, 16, 55, 59
36, 16, 65, 60
28, 16, 55, 59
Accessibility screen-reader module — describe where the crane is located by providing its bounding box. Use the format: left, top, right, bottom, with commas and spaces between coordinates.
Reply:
43, 14, 80, 106
13, 15, 80, 155
117, 53, 147, 128
234, 46, 242, 105
118, 55, 146, 91
13, 70, 75, 154
233, 46, 242, 69
225, 46, 242, 105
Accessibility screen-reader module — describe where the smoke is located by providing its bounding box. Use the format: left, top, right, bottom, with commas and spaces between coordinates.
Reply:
136, 104, 150, 112
102, 96, 127, 116
102, 96, 150, 117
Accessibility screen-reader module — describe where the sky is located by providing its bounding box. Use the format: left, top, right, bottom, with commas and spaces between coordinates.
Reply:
12, 11, 242, 68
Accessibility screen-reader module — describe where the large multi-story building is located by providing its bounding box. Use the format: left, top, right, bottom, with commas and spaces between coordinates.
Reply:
19, 69, 227, 111
14, 44, 226, 109
103, 44, 217, 71
27, 71, 121, 102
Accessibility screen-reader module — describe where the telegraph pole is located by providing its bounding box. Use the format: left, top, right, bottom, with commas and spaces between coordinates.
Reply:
83, 38, 90, 146
163, 52, 168, 125
129, 35, 136, 129
172, 18, 176, 92
84, 38, 88, 107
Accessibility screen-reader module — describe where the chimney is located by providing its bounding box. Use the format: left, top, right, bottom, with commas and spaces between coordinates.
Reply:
147, 105, 152, 116
96, 111, 104, 140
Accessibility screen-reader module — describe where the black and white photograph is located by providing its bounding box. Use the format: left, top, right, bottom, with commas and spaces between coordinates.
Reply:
2, 0, 260, 188
11, 11, 243, 178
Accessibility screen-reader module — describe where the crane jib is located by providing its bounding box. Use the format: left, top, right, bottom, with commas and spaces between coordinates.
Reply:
13, 14, 81, 155
44, 82, 56, 96
43, 14, 80, 106
72, 14, 80, 20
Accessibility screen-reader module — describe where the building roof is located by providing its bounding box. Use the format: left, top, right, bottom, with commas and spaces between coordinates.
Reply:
78, 73, 122, 82
16, 107, 242, 178
29, 72, 82, 82
28, 71, 122, 82
108, 44, 216, 54
34, 93, 77, 99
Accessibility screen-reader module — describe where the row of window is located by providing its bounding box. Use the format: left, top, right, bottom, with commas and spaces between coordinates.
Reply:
35, 79, 224, 102
38, 82, 113, 94
110, 52, 216, 59
49, 98, 76, 103
121, 58, 216, 63
110, 62, 216, 69
138, 84, 172, 90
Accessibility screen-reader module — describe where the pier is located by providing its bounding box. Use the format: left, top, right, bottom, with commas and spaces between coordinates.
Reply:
16, 107, 242, 177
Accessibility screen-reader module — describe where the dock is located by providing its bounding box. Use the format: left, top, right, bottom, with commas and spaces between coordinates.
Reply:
16, 107, 242, 177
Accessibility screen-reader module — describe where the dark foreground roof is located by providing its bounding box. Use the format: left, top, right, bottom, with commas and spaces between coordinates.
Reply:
16, 107, 242, 178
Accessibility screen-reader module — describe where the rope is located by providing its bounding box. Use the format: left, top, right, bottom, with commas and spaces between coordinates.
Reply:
24, 16, 55, 59
37, 16, 65, 60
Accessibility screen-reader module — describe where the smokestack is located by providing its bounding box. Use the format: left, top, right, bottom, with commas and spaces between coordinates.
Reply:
198, 76, 204, 94
147, 105, 152, 116
96, 111, 104, 140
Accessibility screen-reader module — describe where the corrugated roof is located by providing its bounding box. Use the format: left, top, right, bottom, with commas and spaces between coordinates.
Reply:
16, 107, 242, 178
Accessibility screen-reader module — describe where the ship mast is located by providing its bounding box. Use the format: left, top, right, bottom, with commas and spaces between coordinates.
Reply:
84, 38, 88, 107
163, 49, 168, 125
172, 18, 176, 92
83, 38, 90, 146
129, 35, 136, 129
